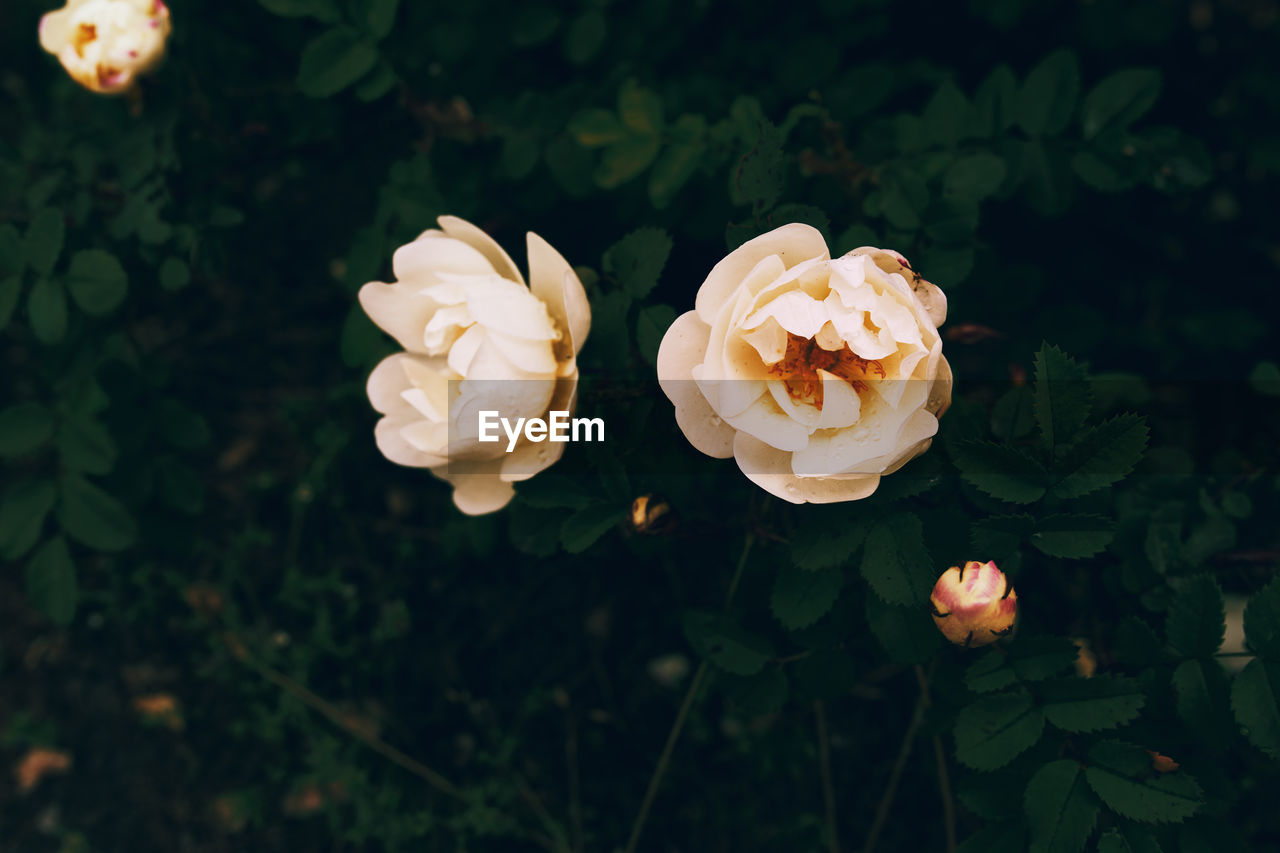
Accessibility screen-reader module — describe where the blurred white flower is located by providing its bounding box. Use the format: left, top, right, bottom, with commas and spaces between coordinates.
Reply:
359, 216, 590, 515
657, 224, 951, 503
39, 0, 171, 95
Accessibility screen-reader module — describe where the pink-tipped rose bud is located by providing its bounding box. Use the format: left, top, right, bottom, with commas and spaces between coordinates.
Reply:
929, 560, 1017, 647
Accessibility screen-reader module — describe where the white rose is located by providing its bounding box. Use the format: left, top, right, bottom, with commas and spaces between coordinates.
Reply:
359, 216, 590, 516
656, 223, 951, 504
39, 0, 171, 95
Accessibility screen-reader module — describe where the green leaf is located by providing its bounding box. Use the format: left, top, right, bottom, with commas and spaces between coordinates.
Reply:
1039, 675, 1145, 733
792, 513, 869, 570
1171, 659, 1234, 750
360, 0, 400, 38
56, 417, 117, 475
923, 81, 977, 147
1024, 759, 1100, 853
560, 504, 623, 553
159, 256, 190, 291
771, 566, 843, 630
0, 275, 21, 329
66, 249, 128, 315
1096, 829, 1131, 853
1082, 69, 1162, 140
0, 479, 57, 560
1085, 741, 1202, 823
954, 689, 1046, 770
25, 536, 77, 626
1017, 50, 1081, 136
618, 79, 663, 135
1231, 658, 1280, 759
1050, 414, 1149, 499
567, 109, 627, 148
27, 277, 67, 344
0, 224, 23, 276
603, 228, 672, 300
731, 120, 785, 209
991, 386, 1035, 441
1243, 576, 1280, 659
720, 667, 788, 715
593, 135, 661, 189
258, 0, 339, 20
1030, 513, 1114, 559
975, 65, 1019, 136
860, 512, 936, 605
353, 61, 397, 101
951, 441, 1048, 504
1010, 636, 1080, 681
154, 398, 212, 449
56, 474, 137, 552
0, 402, 54, 457
23, 208, 64, 276
1165, 575, 1225, 660
648, 114, 706, 208
1071, 151, 1134, 192
636, 304, 676, 367
563, 10, 606, 64
682, 610, 775, 675
967, 650, 1018, 693
971, 513, 1035, 560
297, 28, 379, 98
1034, 343, 1091, 454
945, 153, 1008, 201
865, 593, 942, 664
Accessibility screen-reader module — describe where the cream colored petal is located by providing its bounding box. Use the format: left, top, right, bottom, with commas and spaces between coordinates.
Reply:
423, 304, 473, 353
500, 438, 565, 482
695, 224, 829, 324
437, 459, 517, 516
733, 432, 880, 504
374, 415, 444, 468
724, 394, 811, 452
39, 9, 73, 54
465, 280, 558, 340
657, 312, 735, 458
438, 215, 525, 285
813, 370, 863, 431
743, 290, 829, 338
359, 280, 435, 355
485, 330, 557, 375
765, 379, 820, 430
526, 231, 590, 359
400, 419, 450, 455
392, 231, 496, 282
446, 324, 487, 376
927, 351, 953, 417
695, 365, 764, 419
741, 317, 788, 365
399, 357, 452, 422
848, 246, 947, 328
366, 354, 414, 415
560, 270, 591, 358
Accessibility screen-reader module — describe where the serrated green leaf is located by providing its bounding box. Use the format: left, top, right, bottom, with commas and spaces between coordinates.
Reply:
792, 514, 869, 570
682, 610, 775, 675
771, 566, 842, 630
1114, 617, 1166, 667
1040, 675, 1145, 733
1030, 513, 1114, 559
0, 402, 54, 457
0, 479, 57, 560
23, 208, 64, 276
1082, 69, 1162, 140
27, 277, 67, 344
992, 386, 1035, 441
952, 440, 1048, 504
1010, 636, 1080, 681
594, 135, 661, 189
1165, 575, 1225, 659
66, 249, 128, 315
1017, 50, 1081, 136
971, 513, 1035, 560
967, 650, 1018, 693
603, 227, 672, 299
1243, 576, 1280, 659
1231, 658, 1280, 759
865, 593, 942, 664
955, 689, 1045, 770
1097, 829, 1131, 853
1024, 759, 1100, 853
1034, 343, 1091, 454
1085, 741, 1202, 823
1050, 414, 1149, 499
731, 120, 784, 209
636, 304, 676, 367
560, 504, 622, 553
648, 114, 706, 208
297, 28, 379, 98
56, 474, 137, 552
1171, 659, 1234, 749
25, 536, 77, 626
859, 512, 935, 605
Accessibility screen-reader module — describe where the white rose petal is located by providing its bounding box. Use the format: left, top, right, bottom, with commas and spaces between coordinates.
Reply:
657, 223, 952, 504
359, 217, 589, 515
39, 0, 171, 95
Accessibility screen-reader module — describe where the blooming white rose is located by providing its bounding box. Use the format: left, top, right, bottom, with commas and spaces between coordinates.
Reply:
359, 216, 590, 515
657, 223, 951, 504
39, 0, 171, 95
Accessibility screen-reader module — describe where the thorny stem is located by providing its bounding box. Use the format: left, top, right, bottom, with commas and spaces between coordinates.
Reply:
623, 532, 756, 853
815, 700, 841, 853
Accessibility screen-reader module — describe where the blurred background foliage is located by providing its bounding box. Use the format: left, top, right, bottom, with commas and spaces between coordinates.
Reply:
2, 0, 1280, 850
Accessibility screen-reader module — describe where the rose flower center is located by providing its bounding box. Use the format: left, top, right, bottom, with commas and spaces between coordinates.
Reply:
766, 332, 886, 409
